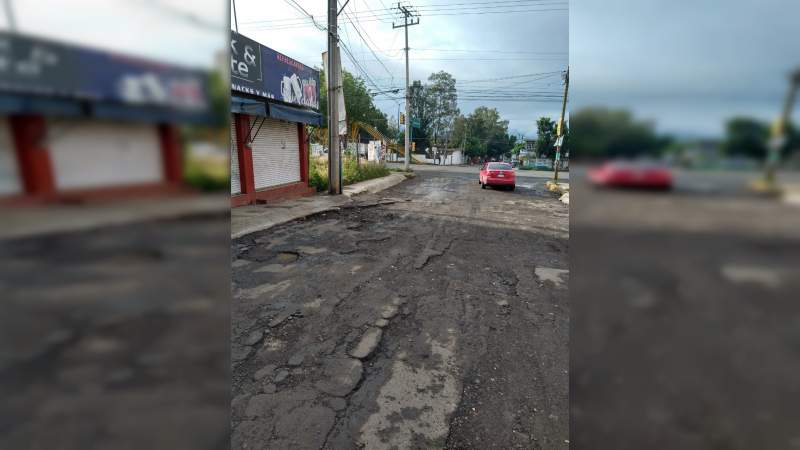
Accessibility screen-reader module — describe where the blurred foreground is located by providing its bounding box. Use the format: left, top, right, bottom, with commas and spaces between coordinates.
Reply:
0, 210, 231, 449
1, 2, 229, 446
571, 165, 800, 449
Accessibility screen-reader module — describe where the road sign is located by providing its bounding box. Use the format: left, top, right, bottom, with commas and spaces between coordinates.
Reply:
553, 136, 564, 147
411, 118, 420, 128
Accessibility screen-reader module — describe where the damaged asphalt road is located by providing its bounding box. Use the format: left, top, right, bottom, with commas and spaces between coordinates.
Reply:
231, 168, 569, 449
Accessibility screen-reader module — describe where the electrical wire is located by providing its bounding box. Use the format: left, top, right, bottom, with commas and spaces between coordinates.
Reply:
244, 6, 567, 30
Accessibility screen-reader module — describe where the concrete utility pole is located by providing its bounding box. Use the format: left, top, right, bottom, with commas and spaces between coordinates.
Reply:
553, 67, 569, 183
765, 69, 800, 186
328, 0, 342, 194
393, 3, 419, 171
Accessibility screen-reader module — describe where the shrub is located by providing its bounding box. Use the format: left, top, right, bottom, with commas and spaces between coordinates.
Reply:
307, 156, 389, 191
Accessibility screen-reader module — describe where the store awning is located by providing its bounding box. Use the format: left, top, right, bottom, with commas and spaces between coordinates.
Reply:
231, 96, 267, 116
91, 102, 216, 125
0, 93, 214, 124
268, 102, 323, 126
0, 94, 83, 116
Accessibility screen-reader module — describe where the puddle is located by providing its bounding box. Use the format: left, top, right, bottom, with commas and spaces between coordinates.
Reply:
238, 280, 293, 299
274, 252, 299, 264
297, 246, 328, 255
254, 264, 295, 274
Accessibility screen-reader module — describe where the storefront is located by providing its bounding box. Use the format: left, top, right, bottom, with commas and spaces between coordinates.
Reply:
230, 32, 322, 207
0, 31, 210, 205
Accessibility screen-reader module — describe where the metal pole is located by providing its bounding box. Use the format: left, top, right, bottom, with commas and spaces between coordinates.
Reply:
397, 104, 400, 162
231, 0, 238, 32
3, 0, 16, 30
554, 67, 569, 183
403, 13, 410, 171
328, 0, 341, 194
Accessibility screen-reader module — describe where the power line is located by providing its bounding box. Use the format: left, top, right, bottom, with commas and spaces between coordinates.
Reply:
243, 0, 564, 24
282, 0, 326, 30
244, 5, 567, 30
341, 4, 397, 83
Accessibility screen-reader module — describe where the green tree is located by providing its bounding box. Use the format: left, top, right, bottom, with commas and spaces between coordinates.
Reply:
721, 117, 769, 159
534, 117, 556, 158
318, 69, 390, 139
408, 80, 433, 153
458, 107, 512, 160
570, 107, 667, 159
427, 71, 459, 161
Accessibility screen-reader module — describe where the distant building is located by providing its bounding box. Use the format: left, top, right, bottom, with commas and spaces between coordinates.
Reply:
524, 139, 536, 155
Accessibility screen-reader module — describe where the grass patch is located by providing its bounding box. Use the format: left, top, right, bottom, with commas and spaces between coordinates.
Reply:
308, 156, 391, 192
184, 154, 229, 191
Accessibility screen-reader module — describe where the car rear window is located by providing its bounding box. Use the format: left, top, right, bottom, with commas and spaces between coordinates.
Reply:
488, 163, 512, 170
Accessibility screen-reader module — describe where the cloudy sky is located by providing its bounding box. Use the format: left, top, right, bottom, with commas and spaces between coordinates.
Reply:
234, 0, 569, 138
571, 0, 800, 138
1, 0, 227, 68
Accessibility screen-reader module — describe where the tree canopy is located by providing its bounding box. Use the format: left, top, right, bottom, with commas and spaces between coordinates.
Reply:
318, 69, 390, 137
570, 107, 668, 159
454, 106, 515, 160
721, 117, 769, 159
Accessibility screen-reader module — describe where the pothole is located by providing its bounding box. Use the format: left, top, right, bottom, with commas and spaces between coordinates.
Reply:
274, 252, 300, 264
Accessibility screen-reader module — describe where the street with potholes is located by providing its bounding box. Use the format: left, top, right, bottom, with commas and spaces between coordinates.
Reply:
231, 166, 569, 449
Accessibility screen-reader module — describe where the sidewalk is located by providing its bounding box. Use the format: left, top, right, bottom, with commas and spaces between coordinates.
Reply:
232, 172, 408, 239
1, 194, 229, 241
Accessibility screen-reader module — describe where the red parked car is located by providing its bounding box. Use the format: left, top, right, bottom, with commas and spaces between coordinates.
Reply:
479, 162, 516, 190
588, 161, 673, 190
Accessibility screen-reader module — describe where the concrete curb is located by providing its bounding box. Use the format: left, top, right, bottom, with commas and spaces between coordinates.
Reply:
343, 172, 408, 197
1, 195, 229, 241
231, 200, 347, 240
545, 180, 570, 194
232, 172, 410, 239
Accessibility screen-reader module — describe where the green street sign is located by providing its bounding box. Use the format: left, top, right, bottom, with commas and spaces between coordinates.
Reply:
411, 118, 420, 128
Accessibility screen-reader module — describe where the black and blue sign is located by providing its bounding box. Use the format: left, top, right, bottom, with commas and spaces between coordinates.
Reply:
231, 32, 320, 111
0, 31, 210, 113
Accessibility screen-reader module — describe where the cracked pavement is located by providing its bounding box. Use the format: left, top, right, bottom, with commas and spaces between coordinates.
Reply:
0, 214, 231, 450
231, 167, 569, 449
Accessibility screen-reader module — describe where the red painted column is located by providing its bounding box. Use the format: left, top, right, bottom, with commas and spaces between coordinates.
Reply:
298, 123, 309, 183
235, 114, 256, 198
158, 123, 183, 184
9, 115, 56, 198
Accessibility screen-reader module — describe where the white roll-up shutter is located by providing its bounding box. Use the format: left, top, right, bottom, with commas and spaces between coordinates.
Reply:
0, 118, 22, 195
48, 120, 163, 190
249, 116, 300, 190
230, 116, 241, 195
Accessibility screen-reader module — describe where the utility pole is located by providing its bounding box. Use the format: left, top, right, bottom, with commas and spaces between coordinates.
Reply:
397, 104, 401, 162
3, 0, 16, 30
553, 67, 569, 183
393, 3, 419, 171
765, 69, 800, 187
327, 0, 342, 194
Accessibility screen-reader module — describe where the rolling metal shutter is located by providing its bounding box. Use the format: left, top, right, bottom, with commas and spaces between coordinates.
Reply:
48, 120, 163, 190
230, 116, 241, 195
0, 118, 22, 195
249, 116, 300, 190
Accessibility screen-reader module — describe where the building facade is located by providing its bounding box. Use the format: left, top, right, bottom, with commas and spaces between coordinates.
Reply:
0, 32, 211, 205
230, 32, 322, 207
